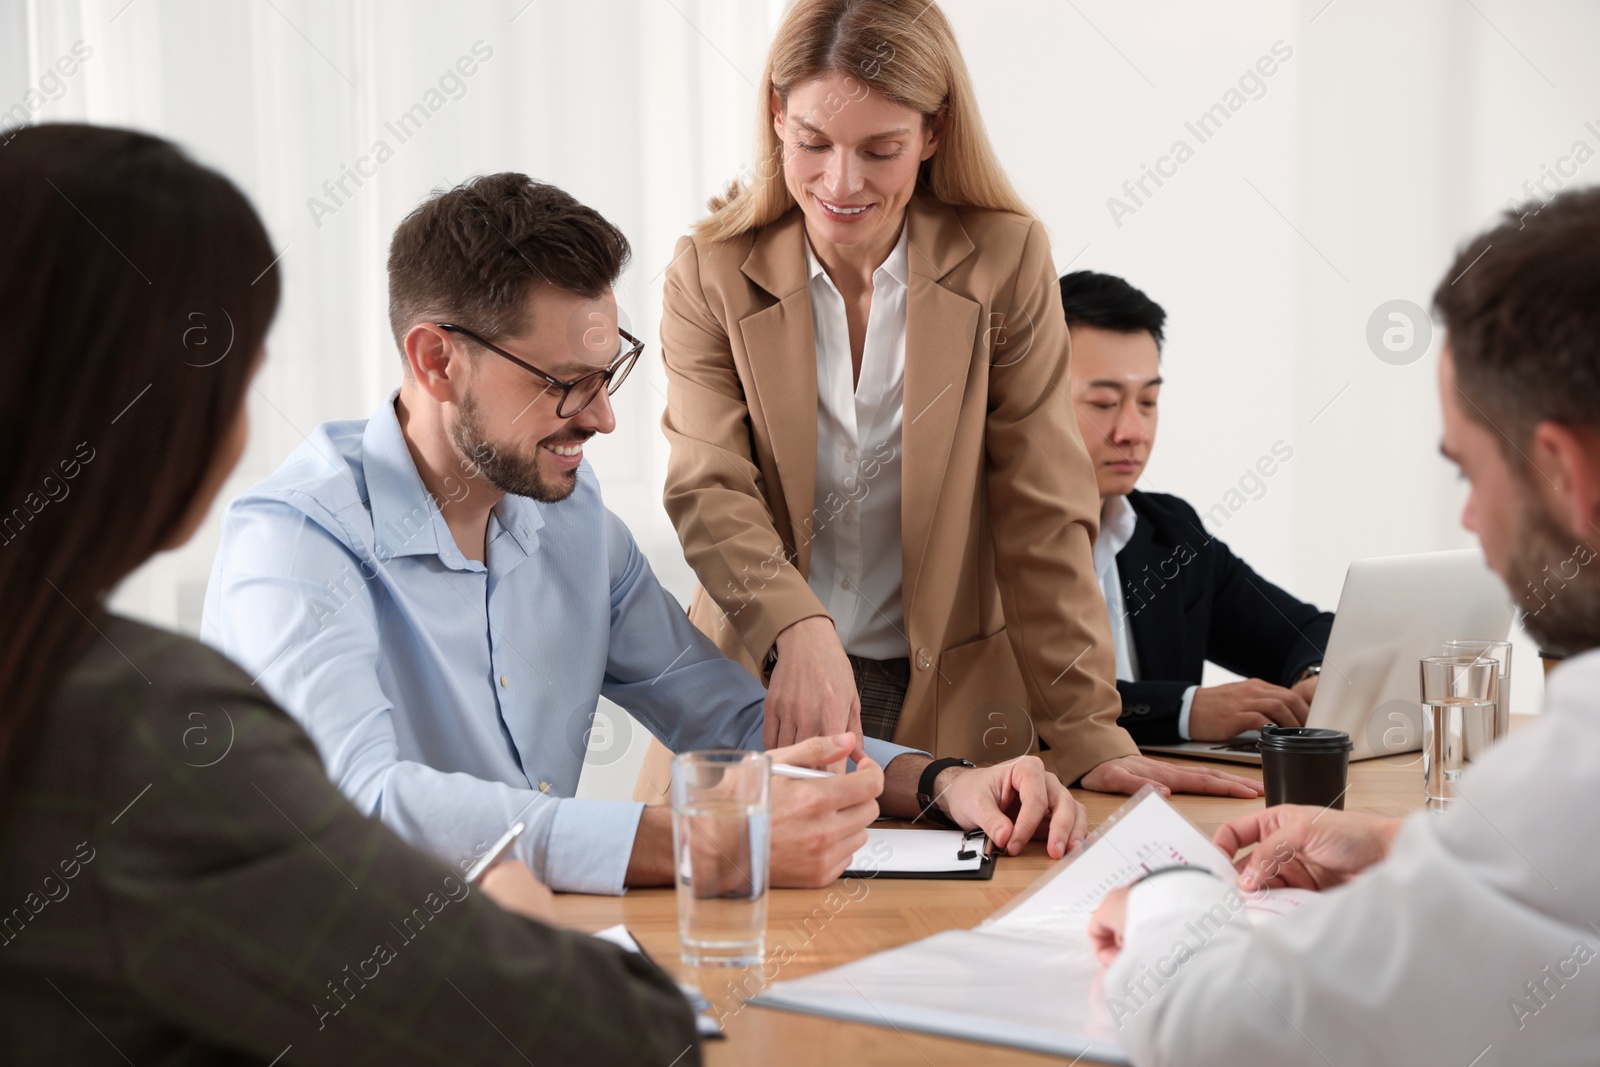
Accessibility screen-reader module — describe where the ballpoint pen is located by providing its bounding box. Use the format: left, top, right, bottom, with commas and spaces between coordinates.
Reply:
465, 821, 526, 885
770, 763, 838, 780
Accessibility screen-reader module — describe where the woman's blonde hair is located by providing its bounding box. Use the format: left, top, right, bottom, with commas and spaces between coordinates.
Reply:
694, 0, 1030, 243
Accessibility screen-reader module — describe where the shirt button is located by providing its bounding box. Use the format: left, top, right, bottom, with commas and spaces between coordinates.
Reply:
844, 448, 857, 464
538, 781, 551, 793
916, 648, 933, 670
499, 674, 509, 687
838, 577, 850, 590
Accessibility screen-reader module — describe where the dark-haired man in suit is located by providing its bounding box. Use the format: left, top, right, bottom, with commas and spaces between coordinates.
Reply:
1059, 271, 1333, 744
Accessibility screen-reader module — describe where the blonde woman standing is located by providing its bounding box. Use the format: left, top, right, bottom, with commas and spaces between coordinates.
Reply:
660, 0, 1258, 803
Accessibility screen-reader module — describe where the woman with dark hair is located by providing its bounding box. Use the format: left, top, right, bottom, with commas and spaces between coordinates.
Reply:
0, 124, 696, 1065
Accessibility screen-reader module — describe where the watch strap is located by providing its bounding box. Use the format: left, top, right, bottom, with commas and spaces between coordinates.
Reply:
916, 757, 974, 828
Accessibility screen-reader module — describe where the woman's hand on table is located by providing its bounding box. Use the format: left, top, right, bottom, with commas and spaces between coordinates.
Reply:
1080, 754, 1265, 799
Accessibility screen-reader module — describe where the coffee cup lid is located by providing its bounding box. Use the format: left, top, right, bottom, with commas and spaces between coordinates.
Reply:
1257, 725, 1353, 753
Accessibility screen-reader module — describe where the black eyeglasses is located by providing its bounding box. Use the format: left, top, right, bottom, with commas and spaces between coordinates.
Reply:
437, 322, 644, 418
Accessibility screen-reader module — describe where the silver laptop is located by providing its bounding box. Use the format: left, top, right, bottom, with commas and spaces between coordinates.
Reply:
1140, 549, 1515, 765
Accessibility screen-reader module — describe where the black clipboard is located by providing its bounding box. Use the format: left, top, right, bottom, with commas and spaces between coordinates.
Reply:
843, 828, 996, 880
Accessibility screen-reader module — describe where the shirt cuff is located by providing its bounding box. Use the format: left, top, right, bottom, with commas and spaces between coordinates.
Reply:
535, 798, 646, 895
861, 737, 926, 767
1124, 868, 1239, 938
1176, 686, 1199, 741
1104, 869, 1248, 1024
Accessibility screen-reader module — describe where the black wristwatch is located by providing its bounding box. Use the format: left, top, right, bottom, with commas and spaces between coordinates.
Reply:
916, 757, 975, 828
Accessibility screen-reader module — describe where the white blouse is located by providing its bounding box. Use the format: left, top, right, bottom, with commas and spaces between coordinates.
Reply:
803, 226, 909, 661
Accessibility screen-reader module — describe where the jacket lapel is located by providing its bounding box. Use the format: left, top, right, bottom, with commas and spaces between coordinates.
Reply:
901, 197, 980, 607
739, 212, 820, 573
735, 199, 981, 593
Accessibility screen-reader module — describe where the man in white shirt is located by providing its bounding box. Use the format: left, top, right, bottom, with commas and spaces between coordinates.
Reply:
1087, 187, 1600, 1064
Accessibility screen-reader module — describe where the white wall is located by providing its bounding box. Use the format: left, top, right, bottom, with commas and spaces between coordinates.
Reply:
6, 0, 1595, 795
951, 0, 1599, 718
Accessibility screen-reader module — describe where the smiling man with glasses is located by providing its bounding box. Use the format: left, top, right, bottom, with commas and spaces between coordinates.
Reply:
435, 321, 642, 420
201, 174, 1052, 897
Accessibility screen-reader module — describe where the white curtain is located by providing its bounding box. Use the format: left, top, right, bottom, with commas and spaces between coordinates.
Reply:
7, 0, 1595, 766
4, 0, 783, 632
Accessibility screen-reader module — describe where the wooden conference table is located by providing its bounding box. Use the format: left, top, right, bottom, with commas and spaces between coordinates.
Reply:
553, 743, 1448, 1066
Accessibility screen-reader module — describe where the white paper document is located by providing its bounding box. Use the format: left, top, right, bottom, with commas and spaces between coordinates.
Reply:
752, 788, 1320, 1063
592, 925, 725, 1039
846, 828, 987, 874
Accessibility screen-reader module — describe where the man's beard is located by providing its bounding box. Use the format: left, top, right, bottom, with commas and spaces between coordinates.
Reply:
1505, 485, 1600, 658
450, 390, 586, 504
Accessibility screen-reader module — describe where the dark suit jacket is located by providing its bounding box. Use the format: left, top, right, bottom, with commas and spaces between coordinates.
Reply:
1114, 491, 1335, 744
0, 616, 698, 1066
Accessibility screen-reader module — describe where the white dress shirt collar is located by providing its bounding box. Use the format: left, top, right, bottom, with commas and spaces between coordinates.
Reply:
1094, 493, 1139, 579
362, 391, 545, 567
1095, 494, 1142, 685
804, 224, 910, 289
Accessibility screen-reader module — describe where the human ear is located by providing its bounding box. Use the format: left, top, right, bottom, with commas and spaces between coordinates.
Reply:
1529, 421, 1600, 544
920, 108, 947, 160
770, 88, 786, 137
404, 324, 459, 403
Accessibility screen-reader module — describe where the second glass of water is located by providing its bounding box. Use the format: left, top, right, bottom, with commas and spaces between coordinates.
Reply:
670, 750, 770, 967
1442, 639, 1512, 742
1419, 656, 1498, 813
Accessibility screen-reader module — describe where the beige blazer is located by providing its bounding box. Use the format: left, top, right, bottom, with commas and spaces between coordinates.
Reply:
658, 195, 1137, 783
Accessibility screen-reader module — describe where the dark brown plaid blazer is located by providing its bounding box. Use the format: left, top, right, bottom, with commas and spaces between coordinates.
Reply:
0, 615, 699, 1066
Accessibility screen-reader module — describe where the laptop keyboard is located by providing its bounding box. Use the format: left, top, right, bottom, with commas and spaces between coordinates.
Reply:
1207, 730, 1263, 752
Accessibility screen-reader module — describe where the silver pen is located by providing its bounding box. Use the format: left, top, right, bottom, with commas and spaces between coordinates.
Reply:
465, 821, 526, 885
771, 762, 838, 780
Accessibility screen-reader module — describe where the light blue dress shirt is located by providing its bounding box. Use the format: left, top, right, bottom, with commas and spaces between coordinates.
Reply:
202, 393, 911, 894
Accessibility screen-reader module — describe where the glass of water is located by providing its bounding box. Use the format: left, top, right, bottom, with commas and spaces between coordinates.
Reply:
670, 750, 770, 967
1442, 639, 1512, 743
1419, 657, 1498, 813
